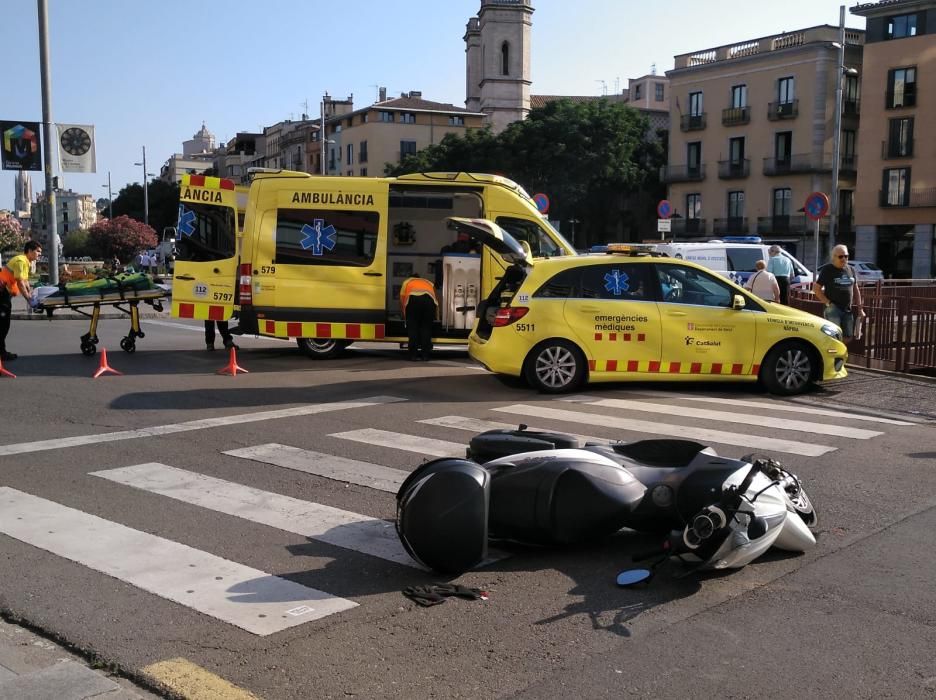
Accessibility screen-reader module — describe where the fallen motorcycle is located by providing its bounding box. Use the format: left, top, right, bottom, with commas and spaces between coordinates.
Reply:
395, 426, 817, 578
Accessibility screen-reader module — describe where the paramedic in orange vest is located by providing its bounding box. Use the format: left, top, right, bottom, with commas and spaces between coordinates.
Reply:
0, 240, 42, 362
400, 275, 439, 361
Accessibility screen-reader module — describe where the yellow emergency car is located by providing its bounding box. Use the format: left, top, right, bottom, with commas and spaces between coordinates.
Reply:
458, 218, 848, 396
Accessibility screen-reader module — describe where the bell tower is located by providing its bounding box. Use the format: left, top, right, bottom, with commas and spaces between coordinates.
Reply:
465, 0, 533, 133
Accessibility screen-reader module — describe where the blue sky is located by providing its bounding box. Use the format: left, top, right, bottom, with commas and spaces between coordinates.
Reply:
2, 0, 864, 213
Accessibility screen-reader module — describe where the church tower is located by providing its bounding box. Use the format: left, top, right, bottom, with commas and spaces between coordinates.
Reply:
14, 171, 32, 216
465, 0, 533, 133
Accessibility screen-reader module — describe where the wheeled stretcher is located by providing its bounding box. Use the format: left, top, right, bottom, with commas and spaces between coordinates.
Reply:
33, 274, 168, 355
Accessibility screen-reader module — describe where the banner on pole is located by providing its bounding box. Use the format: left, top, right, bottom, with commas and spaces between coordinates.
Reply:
1, 120, 42, 171
56, 124, 96, 173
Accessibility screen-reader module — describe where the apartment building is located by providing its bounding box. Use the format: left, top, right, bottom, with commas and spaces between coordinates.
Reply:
664, 26, 863, 265
319, 92, 485, 177
33, 188, 98, 243
851, 0, 936, 278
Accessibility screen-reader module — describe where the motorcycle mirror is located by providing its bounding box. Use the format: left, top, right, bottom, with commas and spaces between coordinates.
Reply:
616, 568, 654, 587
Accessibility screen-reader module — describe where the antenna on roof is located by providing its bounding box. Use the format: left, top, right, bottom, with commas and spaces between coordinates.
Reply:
651, 63, 657, 75
595, 79, 608, 96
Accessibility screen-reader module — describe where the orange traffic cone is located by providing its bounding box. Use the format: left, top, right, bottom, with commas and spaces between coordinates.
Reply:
92, 347, 122, 378
0, 355, 15, 379
217, 346, 248, 376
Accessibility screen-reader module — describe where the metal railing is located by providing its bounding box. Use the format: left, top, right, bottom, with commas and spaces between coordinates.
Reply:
680, 113, 707, 131
660, 164, 706, 183
713, 217, 748, 235
722, 106, 750, 126
790, 280, 936, 374
718, 159, 750, 179
767, 99, 798, 120
881, 138, 914, 159
879, 188, 936, 208
763, 153, 828, 176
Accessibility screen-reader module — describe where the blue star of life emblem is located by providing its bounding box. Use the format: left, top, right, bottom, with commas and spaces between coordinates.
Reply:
300, 219, 337, 255
603, 269, 630, 295
177, 204, 196, 237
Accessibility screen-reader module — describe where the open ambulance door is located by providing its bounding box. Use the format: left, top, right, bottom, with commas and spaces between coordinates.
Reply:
171, 175, 240, 322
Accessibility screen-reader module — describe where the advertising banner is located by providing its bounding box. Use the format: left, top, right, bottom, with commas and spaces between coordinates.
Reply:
1, 120, 42, 171
57, 123, 96, 173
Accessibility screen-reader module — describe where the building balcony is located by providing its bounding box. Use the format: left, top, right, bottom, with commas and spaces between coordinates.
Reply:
713, 217, 748, 235
843, 97, 860, 117
837, 215, 854, 234
885, 87, 916, 110
763, 153, 828, 176
767, 99, 799, 120
757, 215, 824, 235
670, 218, 707, 237
721, 106, 750, 126
840, 154, 858, 175
879, 188, 936, 208
660, 164, 706, 183
881, 139, 914, 159
718, 159, 750, 179
680, 113, 707, 131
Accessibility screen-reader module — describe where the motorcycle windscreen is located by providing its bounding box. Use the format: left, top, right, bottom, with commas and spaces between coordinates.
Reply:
172, 200, 238, 321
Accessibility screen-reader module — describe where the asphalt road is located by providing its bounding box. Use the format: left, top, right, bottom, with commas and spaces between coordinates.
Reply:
1, 316, 934, 699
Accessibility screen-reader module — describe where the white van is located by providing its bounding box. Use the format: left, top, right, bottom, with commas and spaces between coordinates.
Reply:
653, 237, 813, 288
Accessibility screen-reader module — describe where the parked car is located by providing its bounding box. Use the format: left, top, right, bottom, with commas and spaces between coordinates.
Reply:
850, 261, 884, 283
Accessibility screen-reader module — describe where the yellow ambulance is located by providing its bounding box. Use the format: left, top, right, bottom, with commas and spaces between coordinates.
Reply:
172, 170, 575, 356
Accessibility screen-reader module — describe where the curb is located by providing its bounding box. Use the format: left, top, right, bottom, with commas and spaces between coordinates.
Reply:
847, 364, 936, 385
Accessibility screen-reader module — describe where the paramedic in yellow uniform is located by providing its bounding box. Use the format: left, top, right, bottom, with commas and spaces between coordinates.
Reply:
400, 275, 439, 361
0, 240, 42, 361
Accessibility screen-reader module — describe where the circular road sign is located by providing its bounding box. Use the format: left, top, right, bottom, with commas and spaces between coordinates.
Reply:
657, 199, 673, 219
533, 193, 550, 214
804, 191, 830, 221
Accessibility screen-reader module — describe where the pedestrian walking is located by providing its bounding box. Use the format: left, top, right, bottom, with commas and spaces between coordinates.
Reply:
400, 275, 439, 361
813, 244, 864, 344
744, 260, 780, 302
0, 240, 43, 361
766, 245, 793, 304
205, 321, 238, 351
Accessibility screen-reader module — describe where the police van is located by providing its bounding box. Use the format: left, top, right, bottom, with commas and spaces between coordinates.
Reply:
653, 237, 813, 288
171, 170, 576, 357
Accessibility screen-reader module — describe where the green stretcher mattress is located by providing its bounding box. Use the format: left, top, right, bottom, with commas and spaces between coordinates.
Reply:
34, 273, 169, 309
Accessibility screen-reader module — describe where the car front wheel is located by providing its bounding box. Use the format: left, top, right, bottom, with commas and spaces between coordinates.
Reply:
524, 340, 586, 393
761, 342, 815, 395
296, 338, 350, 359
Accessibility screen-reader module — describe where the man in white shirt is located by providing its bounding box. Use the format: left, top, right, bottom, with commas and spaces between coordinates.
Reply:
745, 260, 780, 302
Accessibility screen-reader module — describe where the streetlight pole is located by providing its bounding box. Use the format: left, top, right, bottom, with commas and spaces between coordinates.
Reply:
828, 4, 846, 255
102, 171, 113, 219
37, 0, 60, 284
134, 145, 149, 227
320, 98, 327, 175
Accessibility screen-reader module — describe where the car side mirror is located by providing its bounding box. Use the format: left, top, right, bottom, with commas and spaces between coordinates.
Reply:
732, 294, 746, 310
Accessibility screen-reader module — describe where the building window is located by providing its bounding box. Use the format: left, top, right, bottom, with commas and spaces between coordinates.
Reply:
842, 129, 857, 168
362, 112, 369, 123
501, 42, 510, 76
689, 91, 703, 116
687, 141, 702, 176
730, 84, 747, 108
347, 143, 353, 165
359, 141, 368, 163
773, 188, 792, 217
775, 131, 792, 163
887, 67, 916, 108
329, 148, 336, 170
727, 191, 745, 220
883, 167, 910, 206
686, 193, 701, 219
887, 13, 918, 39
379, 111, 394, 123
448, 115, 465, 126
778, 77, 795, 104
634, 83, 642, 100
729, 137, 745, 165
655, 83, 665, 101
400, 140, 417, 161
401, 112, 416, 124
887, 117, 914, 157
360, 168, 368, 177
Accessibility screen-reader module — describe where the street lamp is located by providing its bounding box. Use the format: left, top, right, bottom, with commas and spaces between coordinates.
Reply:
828, 6, 860, 255
101, 171, 113, 219
133, 145, 154, 227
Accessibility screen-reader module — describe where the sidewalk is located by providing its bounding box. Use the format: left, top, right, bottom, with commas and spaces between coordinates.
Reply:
0, 615, 161, 700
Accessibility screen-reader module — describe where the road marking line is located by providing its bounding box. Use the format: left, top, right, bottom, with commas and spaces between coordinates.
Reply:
0, 396, 406, 457
0, 487, 357, 635
329, 429, 465, 457
224, 443, 406, 493
91, 463, 420, 568
492, 405, 835, 457
142, 657, 261, 700
418, 416, 604, 444
678, 397, 915, 426
588, 398, 882, 439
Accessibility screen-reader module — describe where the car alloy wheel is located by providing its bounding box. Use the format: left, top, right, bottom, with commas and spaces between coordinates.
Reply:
763, 342, 813, 395
526, 340, 585, 393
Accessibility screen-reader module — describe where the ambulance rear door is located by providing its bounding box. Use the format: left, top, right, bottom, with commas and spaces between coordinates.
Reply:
171, 175, 239, 322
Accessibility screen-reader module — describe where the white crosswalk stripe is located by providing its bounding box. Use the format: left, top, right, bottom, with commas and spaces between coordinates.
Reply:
90, 463, 419, 568
329, 428, 465, 457
224, 443, 406, 493
0, 487, 357, 636
491, 404, 835, 456
677, 396, 915, 426
418, 416, 604, 444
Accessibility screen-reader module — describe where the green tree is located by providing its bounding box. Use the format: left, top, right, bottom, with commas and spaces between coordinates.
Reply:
88, 216, 158, 263
0, 213, 28, 254
62, 229, 93, 259
111, 179, 181, 238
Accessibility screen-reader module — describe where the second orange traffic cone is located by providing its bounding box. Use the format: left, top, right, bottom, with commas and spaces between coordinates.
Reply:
92, 347, 122, 378
217, 346, 248, 375
0, 355, 15, 379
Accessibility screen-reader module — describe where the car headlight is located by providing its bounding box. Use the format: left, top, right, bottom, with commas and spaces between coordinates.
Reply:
821, 323, 843, 341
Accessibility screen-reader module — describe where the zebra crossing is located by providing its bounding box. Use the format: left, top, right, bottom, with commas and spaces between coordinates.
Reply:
0, 392, 916, 636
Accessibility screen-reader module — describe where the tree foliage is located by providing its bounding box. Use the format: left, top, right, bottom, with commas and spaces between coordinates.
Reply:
384, 99, 665, 245
111, 179, 181, 236
0, 213, 28, 253
88, 216, 158, 263
62, 229, 92, 258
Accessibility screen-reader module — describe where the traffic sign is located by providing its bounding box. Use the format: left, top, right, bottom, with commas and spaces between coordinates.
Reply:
533, 193, 550, 214
657, 200, 673, 219
804, 192, 830, 221
657, 219, 672, 233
